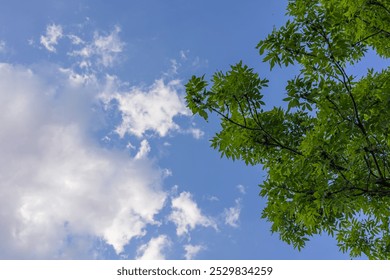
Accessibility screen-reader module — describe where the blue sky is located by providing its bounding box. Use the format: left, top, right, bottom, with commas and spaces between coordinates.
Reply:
0, 0, 386, 260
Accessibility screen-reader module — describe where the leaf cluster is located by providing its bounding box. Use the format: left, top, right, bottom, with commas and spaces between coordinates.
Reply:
185, 0, 390, 259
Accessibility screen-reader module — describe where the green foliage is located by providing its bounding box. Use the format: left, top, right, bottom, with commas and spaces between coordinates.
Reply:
185, 0, 390, 259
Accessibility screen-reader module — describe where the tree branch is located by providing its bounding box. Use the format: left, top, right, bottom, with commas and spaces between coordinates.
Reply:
233, 95, 247, 127
316, 23, 386, 180
210, 105, 303, 157
352, 30, 383, 46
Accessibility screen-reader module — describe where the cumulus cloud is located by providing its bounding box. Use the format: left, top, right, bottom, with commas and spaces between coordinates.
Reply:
136, 235, 171, 260
224, 199, 241, 228
103, 78, 190, 138
169, 192, 217, 236
0, 63, 167, 258
40, 24, 63, 52
1, 24, 212, 259
184, 244, 205, 260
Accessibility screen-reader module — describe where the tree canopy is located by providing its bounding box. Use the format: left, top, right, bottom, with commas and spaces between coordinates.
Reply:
185, 0, 390, 259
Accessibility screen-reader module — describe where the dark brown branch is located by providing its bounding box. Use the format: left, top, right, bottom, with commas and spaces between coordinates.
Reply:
324, 95, 351, 123
359, 18, 390, 36
210, 107, 260, 132
363, 154, 380, 179
233, 95, 247, 127
352, 30, 383, 46
367, 0, 390, 15
210, 106, 303, 157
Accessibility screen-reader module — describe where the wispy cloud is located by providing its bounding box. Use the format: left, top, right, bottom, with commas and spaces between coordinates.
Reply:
0, 40, 6, 53
169, 192, 217, 236
136, 235, 171, 260
184, 127, 204, 139
224, 199, 242, 228
207, 195, 219, 202
68, 25, 125, 68
184, 244, 205, 260
40, 24, 63, 52
236, 184, 246, 195
134, 139, 151, 160
67, 34, 84, 45
179, 50, 189, 60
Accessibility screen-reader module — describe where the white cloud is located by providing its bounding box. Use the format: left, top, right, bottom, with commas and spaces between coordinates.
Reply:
191, 56, 208, 68
59, 67, 97, 87
236, 184, 246, 194
179, 50, 189, 60
169, 192, 217, 236
105, 79, 190, 138
224, 199, 241, 228
169, 59, 180, 75
185, 127, 204, 139
40, 24, 63, 52
69, 25, 124, 68
67, 34, 84, 45
184, 244, 205, 260
0, 63, 167, 258
93, 26, 124, 67
39, 25, 197, 140
162, 168, 173, 178
207, 195, 219, 202
135, 139, 151, 160
136, 235, 170, 260
0, 40, 6, 53
1, 23, 219, 259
